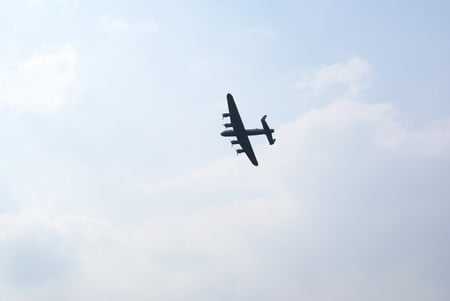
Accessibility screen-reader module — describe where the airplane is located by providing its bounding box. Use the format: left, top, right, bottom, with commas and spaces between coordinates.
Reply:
221, 93, 276, 166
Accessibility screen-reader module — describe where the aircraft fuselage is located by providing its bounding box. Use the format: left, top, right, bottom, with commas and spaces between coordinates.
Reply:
221, 128, 272, 137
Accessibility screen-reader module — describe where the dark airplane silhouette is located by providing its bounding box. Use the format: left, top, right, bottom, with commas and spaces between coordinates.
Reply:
221, 93, 275, 166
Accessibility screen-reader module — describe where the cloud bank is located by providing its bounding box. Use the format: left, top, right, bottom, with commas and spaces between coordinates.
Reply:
1, 58, 449, 301
294, 57, 372, 99
0, 44, 80, 114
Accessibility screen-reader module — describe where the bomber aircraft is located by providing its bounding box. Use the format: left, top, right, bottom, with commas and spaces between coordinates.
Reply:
221, 93, 275, 166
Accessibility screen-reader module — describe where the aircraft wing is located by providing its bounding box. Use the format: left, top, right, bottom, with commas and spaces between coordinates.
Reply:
226, 94, 259, 166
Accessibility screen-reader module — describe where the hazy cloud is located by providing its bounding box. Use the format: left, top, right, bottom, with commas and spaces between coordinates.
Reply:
0, 44, 80, 114
0, 58, 448, 300
20, 0, 78, 9
293, 57, 372, 98
99, 16, 159, 34
99, 17, 130, 32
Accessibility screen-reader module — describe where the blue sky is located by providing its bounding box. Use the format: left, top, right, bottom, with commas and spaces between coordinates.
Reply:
0, 1, 449, 300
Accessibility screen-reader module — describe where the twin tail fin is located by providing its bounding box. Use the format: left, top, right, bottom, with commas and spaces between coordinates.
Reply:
261, 115, 276, 145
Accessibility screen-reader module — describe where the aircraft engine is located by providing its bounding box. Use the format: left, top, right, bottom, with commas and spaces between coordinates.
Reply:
223, 123, 233, 128
222, 113, 230, 119
236, 149, 245, 155
230, 140, 239, 145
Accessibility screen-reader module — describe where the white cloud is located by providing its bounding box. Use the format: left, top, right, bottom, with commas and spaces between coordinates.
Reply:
99, 16, 159, 34
0, 44, 80, 114
276, 99, 450, 159
293, 57, 372, 98
0, 192, 298, 300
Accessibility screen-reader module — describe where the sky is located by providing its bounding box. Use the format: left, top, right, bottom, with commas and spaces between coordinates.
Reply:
0, 0, 449, 300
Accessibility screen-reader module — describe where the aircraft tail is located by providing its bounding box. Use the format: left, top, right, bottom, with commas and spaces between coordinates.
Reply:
261, 115, 276, 145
